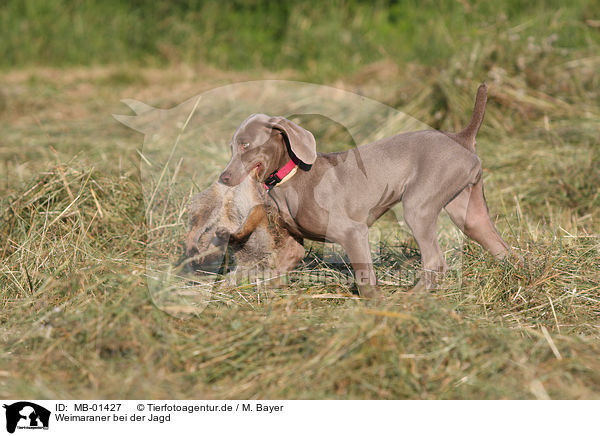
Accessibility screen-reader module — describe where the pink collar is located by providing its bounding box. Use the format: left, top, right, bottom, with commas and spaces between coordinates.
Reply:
263, 159, 298, 191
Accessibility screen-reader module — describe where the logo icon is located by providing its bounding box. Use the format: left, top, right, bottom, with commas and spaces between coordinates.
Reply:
3, 402, 50, 433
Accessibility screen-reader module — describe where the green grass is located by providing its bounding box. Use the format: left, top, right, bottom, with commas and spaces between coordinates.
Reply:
1, 0, 599, 79
1, 1, 599, 399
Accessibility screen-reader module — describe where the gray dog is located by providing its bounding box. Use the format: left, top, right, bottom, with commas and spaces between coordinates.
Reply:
218, 84, 510, 298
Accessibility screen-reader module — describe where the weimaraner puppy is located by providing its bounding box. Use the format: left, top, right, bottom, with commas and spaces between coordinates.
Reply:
218, 84, 509, 298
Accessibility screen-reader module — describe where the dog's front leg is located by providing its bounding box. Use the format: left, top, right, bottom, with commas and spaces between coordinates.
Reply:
336, 225, 382, 299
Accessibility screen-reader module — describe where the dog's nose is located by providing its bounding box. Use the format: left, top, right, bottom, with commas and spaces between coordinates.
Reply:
219, 172, 231, 185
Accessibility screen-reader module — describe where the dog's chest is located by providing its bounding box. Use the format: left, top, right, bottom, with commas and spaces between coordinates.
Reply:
262, 191, 302, 236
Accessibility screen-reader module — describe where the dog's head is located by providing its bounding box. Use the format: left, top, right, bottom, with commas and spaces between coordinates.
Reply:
219, 114, 316, 186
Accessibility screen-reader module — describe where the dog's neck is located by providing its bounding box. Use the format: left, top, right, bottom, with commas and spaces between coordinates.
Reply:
263, 159, 298, 191
263, 145, 299, 191
275, 142, 290, 169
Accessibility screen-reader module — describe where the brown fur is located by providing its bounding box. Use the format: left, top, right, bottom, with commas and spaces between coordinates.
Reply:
185, 177, 304, 284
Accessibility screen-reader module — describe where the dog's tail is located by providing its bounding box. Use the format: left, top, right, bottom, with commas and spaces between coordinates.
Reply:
449, 83, 487, 152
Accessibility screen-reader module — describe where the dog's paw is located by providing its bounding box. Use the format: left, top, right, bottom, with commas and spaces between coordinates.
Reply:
215, 227, 231, 242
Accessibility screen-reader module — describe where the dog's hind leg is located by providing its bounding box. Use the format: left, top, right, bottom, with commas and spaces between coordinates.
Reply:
444, 179, 509, 259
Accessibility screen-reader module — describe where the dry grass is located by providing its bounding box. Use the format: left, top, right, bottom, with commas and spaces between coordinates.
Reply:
1, 50, 599, 399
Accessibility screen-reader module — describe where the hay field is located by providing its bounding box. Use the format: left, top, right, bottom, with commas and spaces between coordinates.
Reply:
1, 1, 599, 399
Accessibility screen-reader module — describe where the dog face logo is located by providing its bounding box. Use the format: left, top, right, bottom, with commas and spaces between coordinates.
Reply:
2, 402, 50, 433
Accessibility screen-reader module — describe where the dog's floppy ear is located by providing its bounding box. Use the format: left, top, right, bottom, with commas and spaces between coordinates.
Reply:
269, 117, 317, 170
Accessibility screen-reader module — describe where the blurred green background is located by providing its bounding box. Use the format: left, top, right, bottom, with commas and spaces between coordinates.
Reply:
2, 0, 598, 78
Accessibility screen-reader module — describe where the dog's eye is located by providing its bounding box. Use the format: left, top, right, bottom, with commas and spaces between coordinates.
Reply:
239, 142, 249, 150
